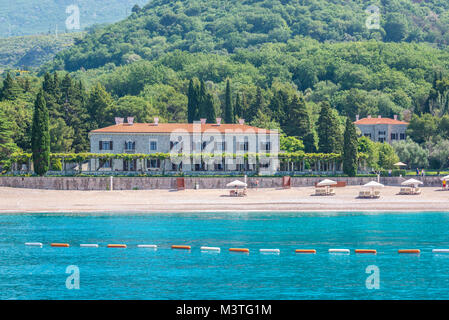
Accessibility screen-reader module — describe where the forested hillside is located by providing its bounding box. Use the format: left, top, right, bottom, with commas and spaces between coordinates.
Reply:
0, 0, 148, 37
0, 33, 82, 69
49, 0, 449, 72
3, 0, 449, 172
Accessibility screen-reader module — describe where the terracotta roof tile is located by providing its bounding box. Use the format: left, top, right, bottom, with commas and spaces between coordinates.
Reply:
90, 123, 278, 134
354, 117, 409, 125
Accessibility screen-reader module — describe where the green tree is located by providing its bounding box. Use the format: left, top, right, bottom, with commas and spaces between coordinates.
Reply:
284, 94, 316, 152
280, 134, 304, 152
0, 107, 18, 165
247, 87, 264, 123
87, 83, 114, 128
377, 143, 399, 170
406, 114, 438, 144
49, 118, 74, 152
187, 78, 199, 123
317, 101, 343, 153
392, 138, 428, 169
343, 117, 358, 176
224, 79, 234, 123
0, 73, 22, 101
31, 89, 50, 176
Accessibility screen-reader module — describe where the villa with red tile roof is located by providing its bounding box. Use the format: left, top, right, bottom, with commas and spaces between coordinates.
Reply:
354, 115, 409, 144
89, 117, 280, 173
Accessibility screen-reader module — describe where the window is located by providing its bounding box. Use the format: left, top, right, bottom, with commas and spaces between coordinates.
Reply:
238, 141, 249, 151
391, 133, 398, 140
150, 140, 157, 151
147, 159, 160, 169
400, 133, 406, 140
215, 141, 226, 151
378, 131, 386, 136
261, 142, 271, 152
99, 141, 113, 151
378, 137, 385, 143
364, 133, 371, 138
124, 159, 137, 171
125, 141, 135, 151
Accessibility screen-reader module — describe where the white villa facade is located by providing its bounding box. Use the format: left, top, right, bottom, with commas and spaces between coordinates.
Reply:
354, 115, 409, 144
89, 117, 280, 174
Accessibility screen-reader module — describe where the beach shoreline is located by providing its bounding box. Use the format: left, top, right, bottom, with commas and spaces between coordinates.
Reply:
2, 186, 449, 214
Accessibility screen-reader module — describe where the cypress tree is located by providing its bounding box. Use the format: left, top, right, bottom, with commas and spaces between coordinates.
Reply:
198, 80, 207, 120
224, 79, 233, 123
343, 117, 358, 177
0, 107, 17, 164
247, 87, 264, 123
205, 93, 216, 123
187, 79, 196, 123
317, 101, 343, 153
284, 94, 316, 152
31, 89, 50, 176
234, 93, 242, 120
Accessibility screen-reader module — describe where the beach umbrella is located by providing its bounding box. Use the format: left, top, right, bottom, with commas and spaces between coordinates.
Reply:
317, 179, 338, 187
363, 181, 384, 188
440, 175, 449, 181
394, 162, 407, 167
226, 180, 247, 188
401, 179, 423, 187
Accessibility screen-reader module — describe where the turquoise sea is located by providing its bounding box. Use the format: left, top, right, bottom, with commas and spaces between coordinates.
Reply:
1, 211, 449, 300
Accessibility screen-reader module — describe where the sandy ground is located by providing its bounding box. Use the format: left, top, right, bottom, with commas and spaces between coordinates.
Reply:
1, 186, 449, 214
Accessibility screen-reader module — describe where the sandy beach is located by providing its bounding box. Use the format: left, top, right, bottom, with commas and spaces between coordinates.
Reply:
1, 186, 449, 213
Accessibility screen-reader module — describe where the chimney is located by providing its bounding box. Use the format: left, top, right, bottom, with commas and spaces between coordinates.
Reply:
356, 114, 359, 121
115, 117, 124, 125
153, 117, 159, 126
216, 117, 222, 126
378, 115, 381, 119
238, 118, 245, 125
200, 118, 206, 125
394, 115, 397, 120
127, 117, 134, 125
367, 115, 371, 119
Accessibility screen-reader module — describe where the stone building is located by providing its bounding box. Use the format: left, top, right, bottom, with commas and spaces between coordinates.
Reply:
354, 115, 408, 144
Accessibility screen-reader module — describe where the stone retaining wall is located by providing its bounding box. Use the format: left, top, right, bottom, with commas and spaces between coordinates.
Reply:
0, 176, 444, 190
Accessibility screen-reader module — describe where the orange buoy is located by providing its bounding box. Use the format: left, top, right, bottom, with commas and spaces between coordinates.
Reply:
51, 243, 69, 247
398, 249, 420, 254
295, 249, 316, 254
355, 249, 377, 254
107, 244, 127, 248
171, 245, 191, 250
229, 248, 249, 253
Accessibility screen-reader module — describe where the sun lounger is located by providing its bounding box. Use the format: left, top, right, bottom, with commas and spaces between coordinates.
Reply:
328, 188, 335, 195
414, 187, 421, 195
373, 190, 380, 198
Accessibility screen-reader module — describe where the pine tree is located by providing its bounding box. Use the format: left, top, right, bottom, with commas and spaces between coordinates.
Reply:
284, 94, 316, 152
0, 73, 22, 101
317, 101, 343, 153
42, 72, 61, 118
87, 83, 114, 128
343, 117, 358, 177
31, 89, 50, 176
247, 87, 264, 123
0, 107, 18, 164
224, 79, 233, 123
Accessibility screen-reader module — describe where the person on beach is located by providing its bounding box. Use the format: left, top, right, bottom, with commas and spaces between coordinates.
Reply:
443, 179, 446, 190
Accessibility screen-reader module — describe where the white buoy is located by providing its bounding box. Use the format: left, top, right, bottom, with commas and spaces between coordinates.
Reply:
137, 244, 157, 248
260, 249, 280, 253
201, 246, 221, 252
329, 249, 350, 254
25, 242, 43, 247
80, 244, 99, 247
433, 249, 449, 253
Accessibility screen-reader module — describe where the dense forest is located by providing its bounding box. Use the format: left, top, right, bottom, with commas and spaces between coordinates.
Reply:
3, 0, 449, 173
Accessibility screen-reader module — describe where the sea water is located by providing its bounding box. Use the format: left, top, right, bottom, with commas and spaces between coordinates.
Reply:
1, 211, 449, 299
